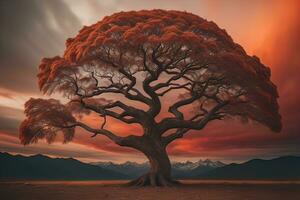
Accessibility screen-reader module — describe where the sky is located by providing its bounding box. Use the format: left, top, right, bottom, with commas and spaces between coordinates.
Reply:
0, 0, 299, 163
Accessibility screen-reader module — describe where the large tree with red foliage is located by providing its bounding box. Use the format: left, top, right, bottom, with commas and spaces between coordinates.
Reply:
19, 10, 281, 186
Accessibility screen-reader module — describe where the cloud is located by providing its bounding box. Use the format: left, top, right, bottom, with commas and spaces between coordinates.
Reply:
0, 0, 81, 93
0, 133, 125, 162
0, 116, 20, 134
0, 91, 13, 99
0, 105, 24, 134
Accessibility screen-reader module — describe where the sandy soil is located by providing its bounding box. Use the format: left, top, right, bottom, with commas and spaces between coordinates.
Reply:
1, 180, 300, 200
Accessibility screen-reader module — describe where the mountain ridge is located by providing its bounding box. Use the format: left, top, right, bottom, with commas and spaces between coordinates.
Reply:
1, 152, 300, 180
90, 159, 225, 178
0, 152, 128, 180
199, 155, 300, 179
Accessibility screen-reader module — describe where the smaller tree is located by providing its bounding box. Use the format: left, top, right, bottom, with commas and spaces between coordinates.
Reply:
19, 10, 281, 186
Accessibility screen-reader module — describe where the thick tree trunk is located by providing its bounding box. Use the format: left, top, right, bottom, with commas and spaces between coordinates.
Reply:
127, 136, 180, 186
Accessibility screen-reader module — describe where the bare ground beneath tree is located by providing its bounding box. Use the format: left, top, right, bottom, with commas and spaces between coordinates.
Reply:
1, 180, 300, 200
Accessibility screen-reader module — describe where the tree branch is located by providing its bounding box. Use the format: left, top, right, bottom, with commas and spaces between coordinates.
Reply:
162, 128, 190, 145
59, 122, 123, 144
59, 121, 141, 147
159, 101, 229, 133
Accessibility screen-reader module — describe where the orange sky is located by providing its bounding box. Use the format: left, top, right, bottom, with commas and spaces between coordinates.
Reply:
0, 0, 299, 163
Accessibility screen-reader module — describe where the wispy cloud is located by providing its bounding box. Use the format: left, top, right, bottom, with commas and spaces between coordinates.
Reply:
0, 0, 81, 93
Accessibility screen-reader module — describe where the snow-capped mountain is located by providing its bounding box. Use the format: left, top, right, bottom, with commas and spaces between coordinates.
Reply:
171, 159, 226, 178
172, 159, 225, 171
90, 161, 149, 178
91, 159, 226, 178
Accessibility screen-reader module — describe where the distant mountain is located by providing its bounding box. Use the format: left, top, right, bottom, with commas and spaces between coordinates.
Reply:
199, 156, 300, 179
90, 161, 149, 178
2, 152, 299, 180
91, 159, 225, 178
172, 159, 225, 170
0, 152, 128, 180
172, 159, 226, 179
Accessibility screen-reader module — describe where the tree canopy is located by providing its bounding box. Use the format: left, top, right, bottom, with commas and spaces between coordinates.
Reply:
19, 9, 281, 186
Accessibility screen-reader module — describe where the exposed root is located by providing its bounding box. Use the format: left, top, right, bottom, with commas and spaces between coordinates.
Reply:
126, 173, 181, 187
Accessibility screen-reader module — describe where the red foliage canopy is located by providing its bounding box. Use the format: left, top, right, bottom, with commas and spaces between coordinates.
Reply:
19, 98, 76, 145
21, 10, 281, 146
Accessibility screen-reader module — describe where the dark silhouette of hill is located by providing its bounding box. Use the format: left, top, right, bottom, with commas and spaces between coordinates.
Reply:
199, 156, 300, 179
1, 152, 299, 180
0, 152, 127, 180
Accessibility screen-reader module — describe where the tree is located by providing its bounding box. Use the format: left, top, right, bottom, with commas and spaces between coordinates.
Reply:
19, 10, 281, 186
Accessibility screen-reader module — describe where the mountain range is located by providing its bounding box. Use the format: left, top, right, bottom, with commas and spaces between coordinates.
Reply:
0, 152, 126, 180
1, 152, 300, 180
90, 159, 225, 178
197, 156, 300, 179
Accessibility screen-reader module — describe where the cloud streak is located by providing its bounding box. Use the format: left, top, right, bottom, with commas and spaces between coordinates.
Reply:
0, 0, 81, 93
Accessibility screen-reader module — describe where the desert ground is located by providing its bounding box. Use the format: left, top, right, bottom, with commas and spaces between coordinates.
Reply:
1, 180, 300, 200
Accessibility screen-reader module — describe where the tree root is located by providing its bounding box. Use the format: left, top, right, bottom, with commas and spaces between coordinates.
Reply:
126, 173, 181, 187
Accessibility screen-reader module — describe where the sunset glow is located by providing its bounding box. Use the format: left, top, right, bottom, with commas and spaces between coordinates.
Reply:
0, 0, 299, 163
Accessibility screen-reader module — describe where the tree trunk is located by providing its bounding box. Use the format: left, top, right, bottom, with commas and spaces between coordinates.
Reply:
127, 137, 180, 187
